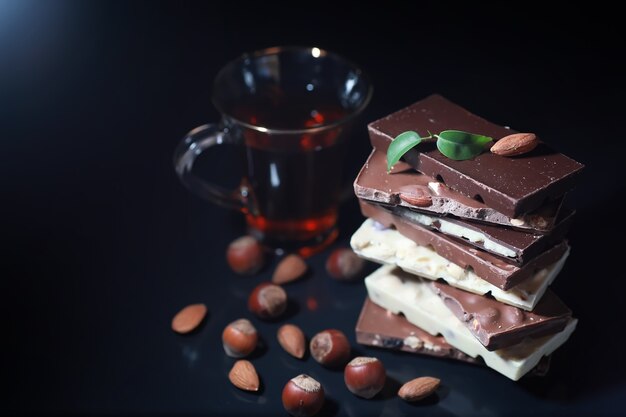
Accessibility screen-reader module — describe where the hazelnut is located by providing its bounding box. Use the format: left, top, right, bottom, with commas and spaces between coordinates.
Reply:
282, 374, 325, 417
222, 318, 258, 357
310, 329, 351, 368
344, 356, 386, 399
248, 282, 287, 320
226, 236, 264, 275
325, 248, 365, 280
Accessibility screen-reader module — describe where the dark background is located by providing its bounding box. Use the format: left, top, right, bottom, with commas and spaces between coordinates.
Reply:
1, 1, 625, 416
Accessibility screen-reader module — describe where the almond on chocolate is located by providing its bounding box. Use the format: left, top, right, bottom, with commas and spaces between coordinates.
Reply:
490, 133, 538, 156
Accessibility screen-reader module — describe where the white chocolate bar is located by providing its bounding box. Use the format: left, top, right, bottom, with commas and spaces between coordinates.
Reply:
351, 218, 569, 310
364, 264, 577, 381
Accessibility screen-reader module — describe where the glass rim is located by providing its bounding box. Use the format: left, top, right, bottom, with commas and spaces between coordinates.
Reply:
211, 46, 374, 135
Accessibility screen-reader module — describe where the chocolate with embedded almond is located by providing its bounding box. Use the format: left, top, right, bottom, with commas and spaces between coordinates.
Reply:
368, 94, 584, 218
359, 200, 568, 290
432, 282, 571, 350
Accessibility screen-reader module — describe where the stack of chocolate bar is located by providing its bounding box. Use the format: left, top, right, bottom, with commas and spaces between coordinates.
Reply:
350, 95, 584, 380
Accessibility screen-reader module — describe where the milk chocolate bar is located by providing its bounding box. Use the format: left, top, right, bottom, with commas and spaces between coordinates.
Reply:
364, 265, 577, 381
350, 218, 570, 310
355, 150, 565, 233
432, 282, 571, 350
355, 297, 478, 363
355, 297, 552, 377
355, 151, 574, 263
360, 200, 568, 290
368, 94, 584, 218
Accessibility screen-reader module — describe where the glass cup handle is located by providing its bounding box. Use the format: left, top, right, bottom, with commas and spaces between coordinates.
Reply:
173, 123, 245, 211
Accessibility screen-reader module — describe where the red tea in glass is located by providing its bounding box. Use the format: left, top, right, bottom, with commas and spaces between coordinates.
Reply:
174, 47, 372, 254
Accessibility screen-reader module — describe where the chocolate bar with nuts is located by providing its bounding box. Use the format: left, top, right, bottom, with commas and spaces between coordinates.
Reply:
355, 297, 551, 376
360, 200, 568, 291
432, 282, 571, 350
356, 149, 566, 233
350, 218, 569, 311
355, 150, 574, 263
368, 94, 584, 218
356, 297, 479, 363
364, 265, 576, 380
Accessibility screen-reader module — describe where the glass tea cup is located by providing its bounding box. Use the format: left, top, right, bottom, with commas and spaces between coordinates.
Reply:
174, 46, 372, 255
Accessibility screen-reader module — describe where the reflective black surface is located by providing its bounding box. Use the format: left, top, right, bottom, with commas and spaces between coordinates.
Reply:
2, 1, 625, 416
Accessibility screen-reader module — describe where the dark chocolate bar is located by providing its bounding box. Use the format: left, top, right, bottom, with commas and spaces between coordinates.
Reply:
393, 205, 573, 265
355, 151, 574, 264
355, 150, 566, 233
432, 282, 572, 350
368, 94, 584, 218
360, 200, 569, 290
355, 297, 551, 376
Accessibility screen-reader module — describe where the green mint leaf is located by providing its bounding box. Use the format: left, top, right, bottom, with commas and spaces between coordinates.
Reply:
435, 130, 493, 161
387, 131, 422, 172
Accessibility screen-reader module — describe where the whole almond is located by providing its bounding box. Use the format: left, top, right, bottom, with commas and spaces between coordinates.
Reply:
277, 324, 306, 359
228, 360, 260, 392
272, 254, 308, 284
398, 185, 432, 207
398, 376, 440, 402
171, 303, 207, 334
490, 133, 538, 157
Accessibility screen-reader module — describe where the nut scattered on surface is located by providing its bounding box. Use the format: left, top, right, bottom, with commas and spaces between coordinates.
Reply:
282, 374, 325, 417
248, 282, 288, 319
325, 248, 365, 280
222, 318, 258, 358
398, 185, 433, 207
228, 360, 260, 392
398, 376, 441, 402
310, 329, 351, 368
272, 254, 308, 284
490, 133, 538, 157
226, 235, 265, 275
171, 303, 207, 334
344, 356, 386, 399
277, 324, 306, 359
